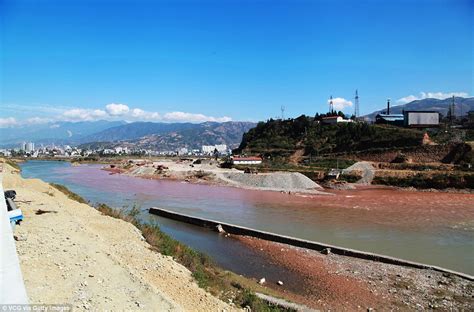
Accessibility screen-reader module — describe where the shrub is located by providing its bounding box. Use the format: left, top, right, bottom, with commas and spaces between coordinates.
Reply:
50, 183, 87, 204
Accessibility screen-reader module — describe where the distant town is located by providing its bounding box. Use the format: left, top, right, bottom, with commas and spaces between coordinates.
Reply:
0, 142, 230, 158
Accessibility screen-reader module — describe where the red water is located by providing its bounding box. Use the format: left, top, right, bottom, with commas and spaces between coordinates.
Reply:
21, 161, 474, 274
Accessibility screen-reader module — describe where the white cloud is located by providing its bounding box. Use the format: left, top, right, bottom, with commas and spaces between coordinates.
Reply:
163, 111, 232, 122
106, 103, 130, 116
328, 97, 353, 111
61, 108, 107, 121
131, 108, 146, 118
4, 102, 234, 126
26, 117, 52, 125
397, 91, 469, 104
0, 117, 18, 128
129, 108, 161, 120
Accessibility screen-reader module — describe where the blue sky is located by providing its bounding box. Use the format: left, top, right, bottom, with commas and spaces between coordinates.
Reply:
1, 0, 473, 126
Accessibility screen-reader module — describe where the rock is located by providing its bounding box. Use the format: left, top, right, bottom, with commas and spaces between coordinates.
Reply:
321, 248, 331, 255
14, 235, 27, 241
277, 280, 283, 286
216, 224, 225, 233
258, 278, 266, 285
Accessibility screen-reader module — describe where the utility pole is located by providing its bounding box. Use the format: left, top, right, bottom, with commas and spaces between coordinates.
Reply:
354, 89, 360, 118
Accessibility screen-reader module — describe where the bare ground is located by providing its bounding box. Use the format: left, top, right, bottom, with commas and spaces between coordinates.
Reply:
2, 163, 235, 311
237, 236, 474, 311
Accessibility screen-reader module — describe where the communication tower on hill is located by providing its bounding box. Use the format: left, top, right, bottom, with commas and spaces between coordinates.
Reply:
329, 95, 334, 113
281, 105, 286, 120
354, 89, 360, 117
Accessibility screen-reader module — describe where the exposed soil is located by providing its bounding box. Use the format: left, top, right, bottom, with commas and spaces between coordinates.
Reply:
237, 235, 474, 311
2, 163, 235, 311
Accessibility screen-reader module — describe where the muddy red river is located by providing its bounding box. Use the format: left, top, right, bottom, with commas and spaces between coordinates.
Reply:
20, 161, 474, 275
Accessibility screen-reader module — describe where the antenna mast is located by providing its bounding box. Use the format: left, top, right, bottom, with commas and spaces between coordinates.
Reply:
354, 89, 359, 118
451, 95, 456, 123
329, 95, 334, 113
281, 106, 286, 120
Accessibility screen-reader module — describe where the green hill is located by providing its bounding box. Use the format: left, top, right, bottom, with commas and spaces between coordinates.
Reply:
235, 115, 424, 160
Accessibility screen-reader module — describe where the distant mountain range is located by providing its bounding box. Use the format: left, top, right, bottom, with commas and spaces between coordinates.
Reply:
2, 97, 472, 150
0, 120, 256, 150
364, 97, 474, 120
79, 121, 256, 151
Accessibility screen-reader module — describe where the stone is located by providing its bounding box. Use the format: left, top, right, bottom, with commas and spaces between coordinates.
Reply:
258, 278, 266, 285
277, 281, 283, 286
321, 248, 331, 255
216, 224, 225, 233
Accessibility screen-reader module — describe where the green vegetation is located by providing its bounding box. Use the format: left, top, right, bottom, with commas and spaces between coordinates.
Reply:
339, 173, 362, 183
373, 173, 474, 189
235, 115, 423, 160
50, 183, 88, 204
96, 203, 294, 311
5, 159, 21, 170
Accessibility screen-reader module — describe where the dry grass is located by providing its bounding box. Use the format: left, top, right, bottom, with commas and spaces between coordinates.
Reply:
96, 203, 293, 311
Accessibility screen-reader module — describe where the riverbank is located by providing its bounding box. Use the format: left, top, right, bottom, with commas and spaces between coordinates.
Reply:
7, 159, 474, 310
236, 235, 473, 310
1, 162, 235, 311
103, 158, 329, 195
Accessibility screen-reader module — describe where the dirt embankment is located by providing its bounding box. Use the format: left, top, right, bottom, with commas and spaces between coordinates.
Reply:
347, 143, 472, 164
2, 163, 235, 311
237, 236, 473, 311
112, 159, 328, 194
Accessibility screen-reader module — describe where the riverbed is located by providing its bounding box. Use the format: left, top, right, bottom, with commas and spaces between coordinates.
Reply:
19, 160, 474, 275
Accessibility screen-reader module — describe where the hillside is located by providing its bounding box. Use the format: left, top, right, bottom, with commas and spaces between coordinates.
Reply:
235, 115, 424, 160
78, 122, 198, 142
364, 97, 474, 120
80, 121, 256, 150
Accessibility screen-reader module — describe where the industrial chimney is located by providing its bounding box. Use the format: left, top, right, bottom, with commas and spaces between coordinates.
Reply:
387, 99, 391, 115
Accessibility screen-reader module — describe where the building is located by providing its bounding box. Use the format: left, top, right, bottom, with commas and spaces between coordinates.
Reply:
202, 144, 228, 155
375, 114, 405, 126
25, 142, 35, 153
321, 116, 353, 125
231, 156, 263, 165
403, 111, 439, 128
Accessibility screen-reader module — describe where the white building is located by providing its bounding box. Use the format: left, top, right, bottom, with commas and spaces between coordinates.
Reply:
321, 116, 353, 125
231, 156, 263, 165
26, 142, 35, 153
202, 144, 228, 155
403, 111, 439, 128
177, 147, 189, 156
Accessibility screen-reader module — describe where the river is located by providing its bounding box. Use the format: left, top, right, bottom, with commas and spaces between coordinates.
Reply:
19, 160, 474, 275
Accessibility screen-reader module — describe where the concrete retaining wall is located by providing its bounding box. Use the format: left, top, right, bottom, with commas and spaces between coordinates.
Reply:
149, 207, 473, 281
0, 166, 29, 304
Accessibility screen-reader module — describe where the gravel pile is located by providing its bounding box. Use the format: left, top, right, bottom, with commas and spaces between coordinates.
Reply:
342, 161, 375, 184
221, 172, 323, 192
